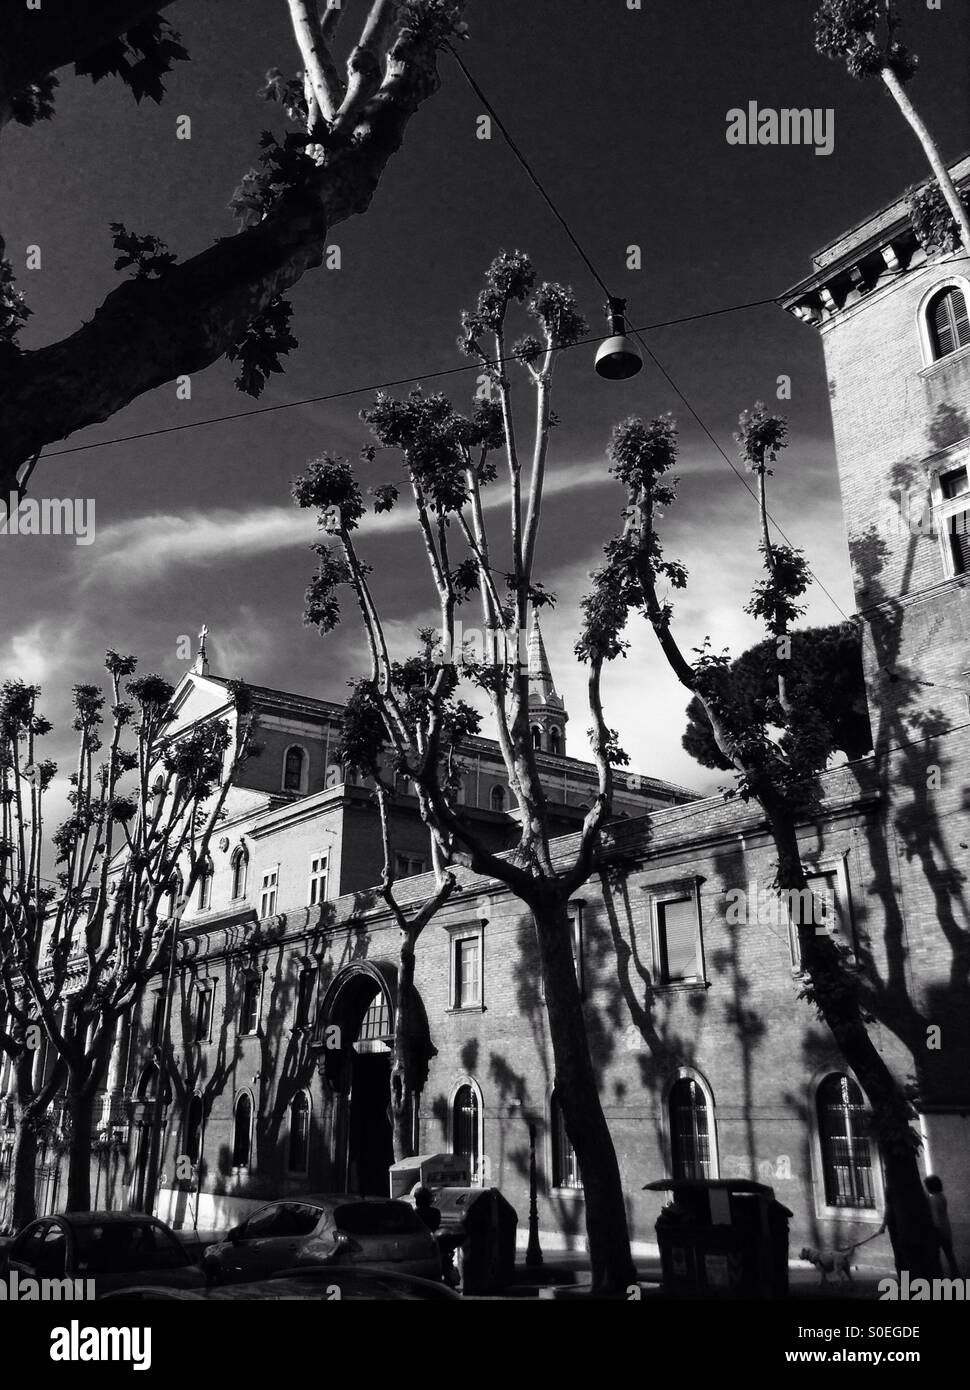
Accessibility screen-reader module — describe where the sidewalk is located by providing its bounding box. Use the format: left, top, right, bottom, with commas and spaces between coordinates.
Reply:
503, 1250, 891, 1300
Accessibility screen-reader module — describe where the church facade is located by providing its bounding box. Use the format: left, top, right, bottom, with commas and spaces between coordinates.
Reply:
3, 160, 969, 1270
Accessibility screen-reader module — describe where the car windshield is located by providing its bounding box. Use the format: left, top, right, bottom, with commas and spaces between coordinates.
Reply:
333, 1202, 423, 1236
73, 1222, 189, 1274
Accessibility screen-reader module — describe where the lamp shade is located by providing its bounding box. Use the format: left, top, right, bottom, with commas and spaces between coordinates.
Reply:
594, 297, 643, 380
594, 334, 643, 380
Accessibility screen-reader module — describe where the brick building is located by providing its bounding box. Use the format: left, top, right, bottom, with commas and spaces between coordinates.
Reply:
4, 161, 969, 1269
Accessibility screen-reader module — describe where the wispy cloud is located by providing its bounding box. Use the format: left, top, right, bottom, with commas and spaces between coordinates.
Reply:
80, 448, 733, 589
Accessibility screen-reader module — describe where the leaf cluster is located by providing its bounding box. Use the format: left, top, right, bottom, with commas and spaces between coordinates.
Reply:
75, 15, 190, 104
814, 0, 917, 82
109, 225, 176, 280
0, 261, 31, 352
907, 180, 967, 254
227, 296, 299, 398
229, 132, 318, 229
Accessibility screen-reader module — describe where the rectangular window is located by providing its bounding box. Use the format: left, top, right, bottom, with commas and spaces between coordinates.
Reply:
552, 1093, 582, 1191
240, 976, 261, 1035
946, 508, 970, 575
453, 935, 481, 1009
655, 895, 701, 984
394, 854, 426, 879
940, 465, 969, 499
149, 991, 165, 1046
931, 460, 970, 576
259, 868, 278, 919
790, 868, 852, 971
295, 969, 316, 1029
193, 987, 213, 1043
308, 854, 328, 906
537, 904, 585, 1002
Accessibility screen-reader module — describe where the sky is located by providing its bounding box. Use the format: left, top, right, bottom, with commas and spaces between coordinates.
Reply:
1, 0, 968, 816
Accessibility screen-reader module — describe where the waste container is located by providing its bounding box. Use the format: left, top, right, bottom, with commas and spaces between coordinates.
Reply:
433, 1187, 518, 1295
388, 1152, 471, 1199
644, 1178, 792, 1299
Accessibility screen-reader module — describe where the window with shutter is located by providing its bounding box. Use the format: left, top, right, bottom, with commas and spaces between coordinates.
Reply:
948, 509, 970, 574
657, 896, 700, 983
930, 287, 970, 360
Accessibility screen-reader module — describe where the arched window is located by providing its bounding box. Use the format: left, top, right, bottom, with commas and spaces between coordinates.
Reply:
232, 1092, 253, 1168
928, 286, 970, 360
452, 1084, 480, 1177
288, 1092, 310, 1173
196, 857, 213, 911
550, 1088, 581, 1190
817, 1073, 875, 1209
531, 725, 542, 750
184, 1095, 204, 1166
670, 1078, 712, 1180
490, 785, 506, 813
357, 990, 392, 1043
230, 846, 248, 901
283, 745, 306, 793
549, 727, 561, 756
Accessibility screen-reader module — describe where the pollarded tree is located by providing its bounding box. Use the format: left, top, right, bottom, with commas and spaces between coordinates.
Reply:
293, 251, 638, 1295
0, 655, 257, 1215
0, 0, 471, 501
581, 406, 941, 1278
814, 1, 970, 249
339, 670, 477, 1162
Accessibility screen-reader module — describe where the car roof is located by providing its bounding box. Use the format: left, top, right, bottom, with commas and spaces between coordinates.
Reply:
253, 1194, 408, 1208
50, 1212, 171, 1227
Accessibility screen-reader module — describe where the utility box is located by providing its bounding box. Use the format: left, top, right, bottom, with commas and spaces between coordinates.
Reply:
388, 1152, 471, 1199
434, 1187, 518, 1296
645, 1178, 792, 1299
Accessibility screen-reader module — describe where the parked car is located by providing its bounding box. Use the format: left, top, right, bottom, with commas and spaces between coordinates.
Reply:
98, 1264, 462, 1301
202, 1195, 441, 1285
0, 1212, 207, 1294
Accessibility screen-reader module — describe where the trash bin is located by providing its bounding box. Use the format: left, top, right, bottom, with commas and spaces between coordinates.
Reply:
644, 1178, 792, 1299
388, 1152, 471, 1199
433, 1187, 518, 1295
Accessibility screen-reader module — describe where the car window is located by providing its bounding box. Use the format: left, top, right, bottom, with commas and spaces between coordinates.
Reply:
10, 1222, 50, 1269
240, 1204, 285, 1239
34, 1225, 67, 1278
73, 1221, 189, 1274
333, 1202, 423, 1236
279, 1204, 324, 1237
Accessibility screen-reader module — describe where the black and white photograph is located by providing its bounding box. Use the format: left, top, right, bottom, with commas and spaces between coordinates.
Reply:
0, 0, 968, 1370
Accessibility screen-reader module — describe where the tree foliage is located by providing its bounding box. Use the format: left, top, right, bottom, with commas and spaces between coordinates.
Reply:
814, 0, 917, 82
0, 0, 473, 500
0, 652, 257, 1217
682, 625, 873, 773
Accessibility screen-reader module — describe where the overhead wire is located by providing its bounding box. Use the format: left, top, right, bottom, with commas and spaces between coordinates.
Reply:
445, 44, 854, 625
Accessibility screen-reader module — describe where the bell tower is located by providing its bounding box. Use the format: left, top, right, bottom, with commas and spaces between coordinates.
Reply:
782, 155, 970, 745
527, 614, 567, 756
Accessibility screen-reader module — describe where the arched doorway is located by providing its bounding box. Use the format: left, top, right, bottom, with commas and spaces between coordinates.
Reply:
128, 1062, 173, 1212
319, 967, 395, 1196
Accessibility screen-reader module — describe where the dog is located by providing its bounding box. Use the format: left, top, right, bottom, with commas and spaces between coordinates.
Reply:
800, 1245, 854, 1285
